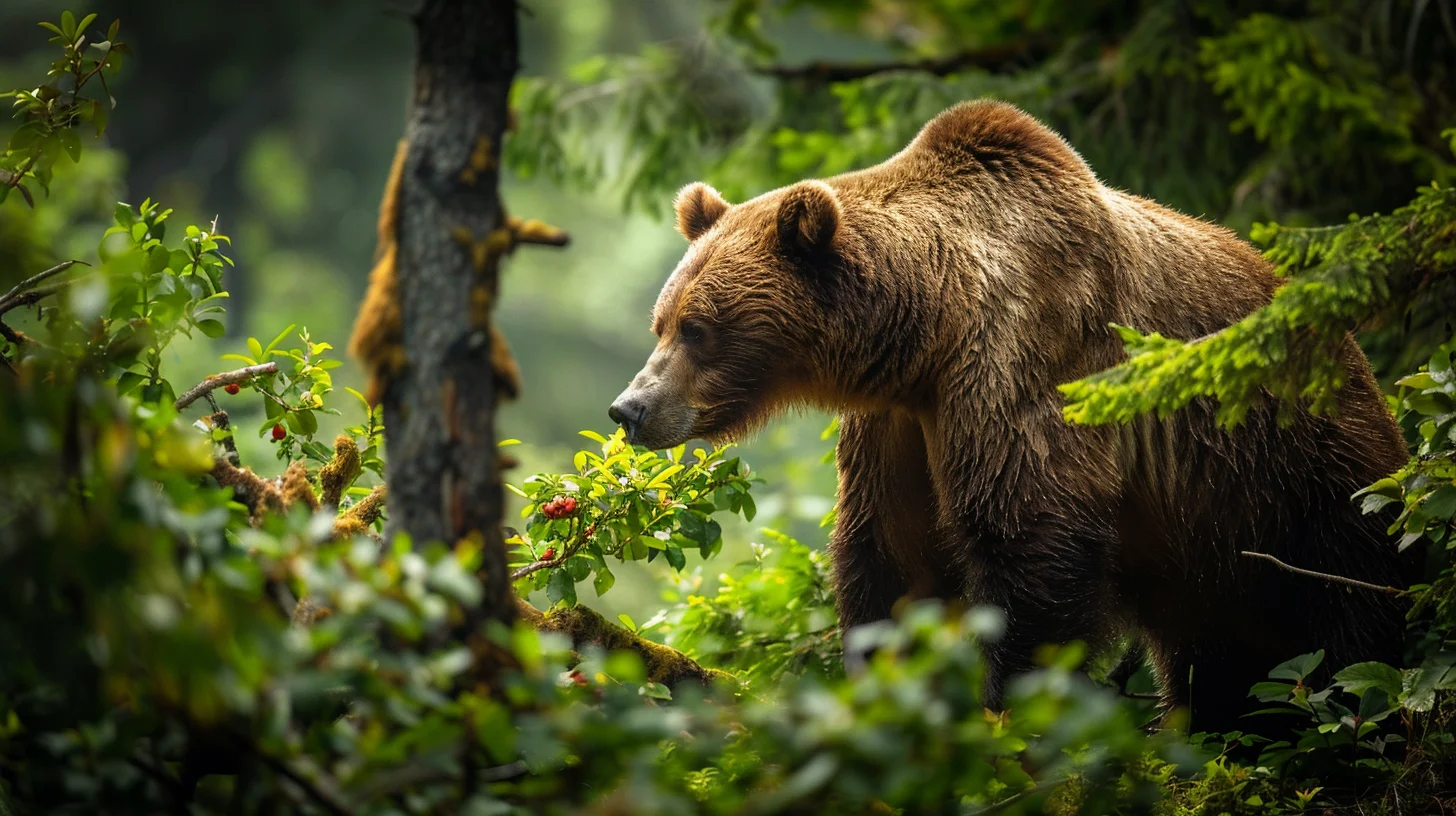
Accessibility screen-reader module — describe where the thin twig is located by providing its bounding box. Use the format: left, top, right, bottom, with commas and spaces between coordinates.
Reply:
245, 742, 353, 816
128, 753, 194, 815
1240, 551, 1406, 596
0, 259, 87, 306
754, 36, 1057, 83
0, 279, 79, 316
174, 363, 278, 411
965, 779, 1063, 816
511, 552, 569, 581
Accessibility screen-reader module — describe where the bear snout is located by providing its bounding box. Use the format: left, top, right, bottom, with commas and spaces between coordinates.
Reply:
607, 385, 699, 449
608, 397, 647, 443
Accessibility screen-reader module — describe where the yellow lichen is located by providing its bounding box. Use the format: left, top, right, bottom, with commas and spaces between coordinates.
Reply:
318, 435, 362, 507
332, 484, 388, 539
349, 139, 409, 406
518, 598, 736, 689
459, 134, 496, 185
507, 215, 569, 247
280, 460, 320, 513
490, 323, 522, 400
211, 459, 284, 526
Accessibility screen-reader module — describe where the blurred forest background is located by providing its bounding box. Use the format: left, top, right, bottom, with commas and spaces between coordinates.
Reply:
0, 0, 857, 621
2, 0, 1452, 622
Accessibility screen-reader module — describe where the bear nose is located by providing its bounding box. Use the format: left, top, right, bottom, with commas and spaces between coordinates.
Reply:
608, 397, 646, 443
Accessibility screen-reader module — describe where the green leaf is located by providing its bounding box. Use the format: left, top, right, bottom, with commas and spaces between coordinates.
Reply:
115, 371, 143, 395
58, 128, 81, 162
546, 569, 577, 608
664, 546, 685, 571
1333, 662, 1403, 698
1269, 651, 1324, 681
593, 567, 616, 597
498, 438, 522, 447
1421, 485, 1456, 520
579, 429, 609, 445
1249, 681, 1296, 701
639, 681, 671, 700
195, 318, 225, 338
295, 409, 319, 436
263, 324, 297, 356
247, 337, 263, 360
617, 612, 636, 632
646, 464, 683, 489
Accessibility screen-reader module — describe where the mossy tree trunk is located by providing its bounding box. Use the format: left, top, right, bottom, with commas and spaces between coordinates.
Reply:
356, 0, 524, 639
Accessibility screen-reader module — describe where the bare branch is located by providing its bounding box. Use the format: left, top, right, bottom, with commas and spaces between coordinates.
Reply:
0, 260, 88, 307
0, 279, 80, 316
173, 363, 279, 411
754, 36, 1057, 83
1241, 551, 1406, 596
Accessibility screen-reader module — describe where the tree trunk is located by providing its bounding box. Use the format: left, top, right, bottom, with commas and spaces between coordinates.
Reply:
354, 0, 523, 635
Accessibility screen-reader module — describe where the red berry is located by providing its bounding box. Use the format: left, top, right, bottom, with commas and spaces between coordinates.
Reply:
271, 424, 287, 441
223, 383, 240, 395
569, 670, 589, 687
559, 496, 577, 515
541, 547, 556, 561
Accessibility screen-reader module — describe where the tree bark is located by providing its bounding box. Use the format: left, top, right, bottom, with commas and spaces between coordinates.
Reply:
371, 0, 521, 631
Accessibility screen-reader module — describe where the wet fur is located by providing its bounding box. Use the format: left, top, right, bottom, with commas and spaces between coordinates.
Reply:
651, 100, 1417, 733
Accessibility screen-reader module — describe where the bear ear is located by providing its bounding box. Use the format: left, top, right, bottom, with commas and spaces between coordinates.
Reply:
776, 180, 841, 256
674, 182, 730, 241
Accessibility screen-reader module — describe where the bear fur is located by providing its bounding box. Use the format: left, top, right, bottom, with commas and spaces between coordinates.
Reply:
609, 99, 1417, 734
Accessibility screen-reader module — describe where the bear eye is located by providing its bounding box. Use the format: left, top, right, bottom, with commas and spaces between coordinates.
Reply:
678, 320, 708, 347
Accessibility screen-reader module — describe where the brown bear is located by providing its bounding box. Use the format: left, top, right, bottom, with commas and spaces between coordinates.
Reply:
607, 99, 1418, 734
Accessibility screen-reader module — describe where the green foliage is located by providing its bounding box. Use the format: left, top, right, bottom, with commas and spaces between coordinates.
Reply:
1059, 177, 1456, 428
0, 13, 127, 208
645, 529, 841, 684
508, 431, 758, 607
506, 1, 1456, 228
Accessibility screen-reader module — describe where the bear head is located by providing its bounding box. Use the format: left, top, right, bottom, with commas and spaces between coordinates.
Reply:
608, 177, 855, 449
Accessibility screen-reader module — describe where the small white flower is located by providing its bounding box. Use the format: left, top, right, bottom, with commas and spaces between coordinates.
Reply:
653, 530, 670, 541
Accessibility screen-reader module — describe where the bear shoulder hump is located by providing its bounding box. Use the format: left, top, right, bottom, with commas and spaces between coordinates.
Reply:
907, 100, 1093, 180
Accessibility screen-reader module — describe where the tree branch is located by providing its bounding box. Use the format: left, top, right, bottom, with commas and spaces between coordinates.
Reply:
0, 280, 79, 316
1240, 551, 1407, 596
173, 363, 278, 411
754, 36, 1057, 83
0, 259, 86, 307
514, 597, 736, 689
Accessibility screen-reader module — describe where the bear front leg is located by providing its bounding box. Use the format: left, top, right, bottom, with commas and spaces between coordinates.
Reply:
964, 520, 1115, 711
831, 411, 959, 669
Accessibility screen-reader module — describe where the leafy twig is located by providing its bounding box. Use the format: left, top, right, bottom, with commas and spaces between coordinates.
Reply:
1240, 551, 1406, 596
174, 363, 278, 411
